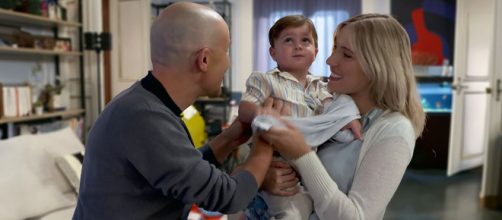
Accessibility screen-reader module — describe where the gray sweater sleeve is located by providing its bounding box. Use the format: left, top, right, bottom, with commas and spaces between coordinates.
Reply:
199, 144, 221, 167
123, 107, 258, 213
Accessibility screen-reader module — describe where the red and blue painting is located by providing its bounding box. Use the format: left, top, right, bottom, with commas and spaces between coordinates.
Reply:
392, 0, 456, 65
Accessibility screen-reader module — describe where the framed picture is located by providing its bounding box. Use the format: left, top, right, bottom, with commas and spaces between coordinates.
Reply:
54, 38, 71, 52
391, 0, 456, 66
33, 36, 55, 50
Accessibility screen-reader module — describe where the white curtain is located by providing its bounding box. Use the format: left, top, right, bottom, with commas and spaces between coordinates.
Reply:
253, 0, 361, 77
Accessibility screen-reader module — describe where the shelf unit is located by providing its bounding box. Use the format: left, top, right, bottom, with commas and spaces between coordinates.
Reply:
0, 8, 81, 27
0, 6, 85, 139
0, 109, 84, 124
415, 75, 453, 83
0, 46, 82, 56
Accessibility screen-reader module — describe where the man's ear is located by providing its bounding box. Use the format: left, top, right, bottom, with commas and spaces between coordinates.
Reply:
314, 47, 319, 57
196, 47, 211, 72
269, 47, 277, 61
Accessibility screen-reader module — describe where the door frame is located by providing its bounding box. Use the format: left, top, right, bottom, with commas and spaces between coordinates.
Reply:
480, 0, 502, 208
103, 0, 111, 104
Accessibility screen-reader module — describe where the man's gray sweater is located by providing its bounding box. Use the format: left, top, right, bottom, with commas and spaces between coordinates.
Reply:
73, 72, 257, 219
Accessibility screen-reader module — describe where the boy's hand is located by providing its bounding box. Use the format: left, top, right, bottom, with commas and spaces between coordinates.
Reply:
262, 161, 299, 196
342, 119, 363, 140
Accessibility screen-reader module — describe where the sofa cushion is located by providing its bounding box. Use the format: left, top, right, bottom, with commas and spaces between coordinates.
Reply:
55, 151, 84, 194
0, 127, 84, 219
37, 206, 76, 220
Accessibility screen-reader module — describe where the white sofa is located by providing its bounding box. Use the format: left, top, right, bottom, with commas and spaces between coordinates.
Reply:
0, 127, 84, 220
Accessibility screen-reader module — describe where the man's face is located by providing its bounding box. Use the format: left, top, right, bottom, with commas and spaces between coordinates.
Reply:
205, 22, 230, 97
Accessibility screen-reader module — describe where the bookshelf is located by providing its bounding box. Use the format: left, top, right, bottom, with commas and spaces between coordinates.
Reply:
0, 46, 82, 56
0, 109, 84, 124
0, 8, 81, 27
0, 5, 85, 139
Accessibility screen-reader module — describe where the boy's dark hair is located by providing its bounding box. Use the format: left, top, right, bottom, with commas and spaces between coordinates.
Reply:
268, 15, 318, 48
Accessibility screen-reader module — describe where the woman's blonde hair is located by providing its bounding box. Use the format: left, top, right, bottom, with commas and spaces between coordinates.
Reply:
335, 14, 425, 137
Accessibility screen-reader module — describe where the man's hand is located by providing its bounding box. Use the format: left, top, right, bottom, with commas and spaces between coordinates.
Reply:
209, 119, 251, 163
262, 161, 299, 196
222, 118, 252, 148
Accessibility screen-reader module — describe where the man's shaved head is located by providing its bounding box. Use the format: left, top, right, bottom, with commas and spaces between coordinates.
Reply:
150, 2, 228, 67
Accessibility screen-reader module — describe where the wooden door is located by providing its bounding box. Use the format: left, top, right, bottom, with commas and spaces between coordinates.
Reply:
448, 0, 495, 175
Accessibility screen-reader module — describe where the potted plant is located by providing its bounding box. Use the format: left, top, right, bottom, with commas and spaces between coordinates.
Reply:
41, 83, 65, 111
33, 100, 44, 115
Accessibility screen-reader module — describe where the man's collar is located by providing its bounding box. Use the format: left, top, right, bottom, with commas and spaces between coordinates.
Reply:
140, 71, 182, 116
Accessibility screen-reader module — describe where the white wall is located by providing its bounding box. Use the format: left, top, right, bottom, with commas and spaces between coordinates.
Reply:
228, 0, 253, 95
361, 0, 390, 14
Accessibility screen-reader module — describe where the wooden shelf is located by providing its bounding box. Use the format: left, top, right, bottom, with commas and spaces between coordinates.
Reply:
0, 8, 81, 28
0, 109, 84, 124
0, 46, 82, 56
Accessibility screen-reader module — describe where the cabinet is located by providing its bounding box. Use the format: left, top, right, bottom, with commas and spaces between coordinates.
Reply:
410, 69, 453, 169
410, 112, 451, 169
0, 5, 85, 139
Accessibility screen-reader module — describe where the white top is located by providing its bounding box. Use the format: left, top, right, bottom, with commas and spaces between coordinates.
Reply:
293, 111, 416, 220
251, 94, 360, 147
241, 68, 332, 117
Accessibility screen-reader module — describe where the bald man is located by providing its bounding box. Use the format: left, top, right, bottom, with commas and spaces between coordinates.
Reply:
73, 2, 273, 219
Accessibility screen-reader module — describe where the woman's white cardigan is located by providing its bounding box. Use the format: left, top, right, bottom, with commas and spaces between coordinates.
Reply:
293, 111, 416, 220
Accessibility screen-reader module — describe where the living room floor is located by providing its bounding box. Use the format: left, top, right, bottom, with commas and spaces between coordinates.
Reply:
385, 168, 502, 220
228, 168, 502, 220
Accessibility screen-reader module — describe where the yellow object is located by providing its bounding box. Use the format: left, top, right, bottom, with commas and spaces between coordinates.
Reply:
181, 106, 207, 148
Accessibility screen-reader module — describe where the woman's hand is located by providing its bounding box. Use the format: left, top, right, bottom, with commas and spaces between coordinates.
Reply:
263, 121, 311, 160
257, 98, 311, 160
262, 161, 300, 196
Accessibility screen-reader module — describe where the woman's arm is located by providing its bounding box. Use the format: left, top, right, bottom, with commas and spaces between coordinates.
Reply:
259, 112, 416, 220
293, 136, 412, 220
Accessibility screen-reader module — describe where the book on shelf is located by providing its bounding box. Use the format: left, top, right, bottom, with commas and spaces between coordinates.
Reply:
0, 83, 32, 118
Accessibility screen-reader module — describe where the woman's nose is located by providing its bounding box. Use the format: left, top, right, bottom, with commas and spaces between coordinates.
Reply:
326, 54, 336, 66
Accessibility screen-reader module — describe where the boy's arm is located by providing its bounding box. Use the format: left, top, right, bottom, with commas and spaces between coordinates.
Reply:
240, 71, 272, 123
329, 94, 363, 140
238, 101, 260, 124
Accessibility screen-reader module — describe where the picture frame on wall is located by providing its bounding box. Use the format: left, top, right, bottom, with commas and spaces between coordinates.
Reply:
54, 38, 72, 52
391, 0, 456, 66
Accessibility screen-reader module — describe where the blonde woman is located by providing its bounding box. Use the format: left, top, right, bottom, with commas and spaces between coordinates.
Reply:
257, 14, 426, 220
